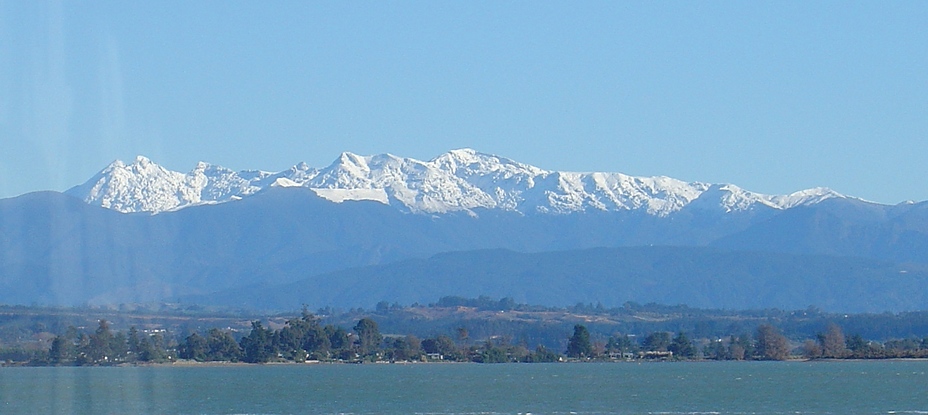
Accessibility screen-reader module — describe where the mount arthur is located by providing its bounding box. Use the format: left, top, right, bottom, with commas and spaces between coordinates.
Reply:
1, 149, 927, 312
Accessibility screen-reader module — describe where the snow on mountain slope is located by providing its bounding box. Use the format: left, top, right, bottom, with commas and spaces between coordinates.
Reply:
65, 149, 846, 215
66, 156, 273, 213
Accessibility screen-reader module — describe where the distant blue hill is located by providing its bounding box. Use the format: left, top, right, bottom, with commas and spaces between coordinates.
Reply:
1, 187, 927, 311
184, 246, 928, 313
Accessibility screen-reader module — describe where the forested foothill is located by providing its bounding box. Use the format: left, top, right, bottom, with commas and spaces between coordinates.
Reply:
2, 297, 928, 366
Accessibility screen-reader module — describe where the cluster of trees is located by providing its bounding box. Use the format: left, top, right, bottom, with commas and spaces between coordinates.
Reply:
38, 321, 171, 365
6, 299, 928, 366
179, 312, 359, 363
28, 312, 360, 366
179, 314, 561, 364
340, 298, 928, 354
10, 312, 928, 366
703, 325, 791, 360
701, 324, 928, 361
568, 323, 928, 362
567, 325, 716, 360
798, 323, 928, 359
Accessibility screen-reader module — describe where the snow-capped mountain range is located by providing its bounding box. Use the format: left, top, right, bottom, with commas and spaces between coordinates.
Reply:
66, 149, 845, 215
7, 149, 927, 311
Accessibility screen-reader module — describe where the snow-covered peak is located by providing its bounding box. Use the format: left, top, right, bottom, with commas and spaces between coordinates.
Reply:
66, 150, 849, 215
432, 148, 490, 169
107, 159, 126, 169
770, 187, 846, 209
66, 157, 269, 213
337, 152, 371, 171
133, 155, 153, 166
63, 156, 189, 213
432, 148, 544, 176
446, 147, 480, 158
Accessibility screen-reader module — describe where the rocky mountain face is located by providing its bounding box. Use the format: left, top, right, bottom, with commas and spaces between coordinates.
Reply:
65, 149, 845, 216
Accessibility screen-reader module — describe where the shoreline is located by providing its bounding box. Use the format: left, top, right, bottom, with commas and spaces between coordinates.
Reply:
7, 357, 928, 368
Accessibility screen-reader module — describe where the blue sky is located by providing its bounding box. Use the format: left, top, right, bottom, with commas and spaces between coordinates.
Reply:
1, 1, 926, 204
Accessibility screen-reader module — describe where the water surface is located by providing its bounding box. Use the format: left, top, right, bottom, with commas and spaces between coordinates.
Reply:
1, 361, 926, 415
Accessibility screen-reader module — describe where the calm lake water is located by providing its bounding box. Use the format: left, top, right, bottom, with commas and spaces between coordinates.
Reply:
1, 361, 927, 415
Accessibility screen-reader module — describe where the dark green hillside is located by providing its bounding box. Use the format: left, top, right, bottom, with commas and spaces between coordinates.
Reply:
713, 199, 928, 264
187, 246, 928, 312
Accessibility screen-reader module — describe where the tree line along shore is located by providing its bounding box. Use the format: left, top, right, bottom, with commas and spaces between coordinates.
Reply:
4, 308, 928, 366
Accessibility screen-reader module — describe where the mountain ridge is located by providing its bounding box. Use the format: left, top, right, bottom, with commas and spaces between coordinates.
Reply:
65, 149, 848, 215
2, 186, 928, 311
